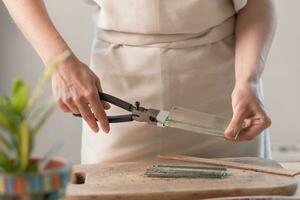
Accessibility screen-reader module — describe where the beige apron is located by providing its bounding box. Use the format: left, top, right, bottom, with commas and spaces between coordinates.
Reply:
81, 0, 271, 164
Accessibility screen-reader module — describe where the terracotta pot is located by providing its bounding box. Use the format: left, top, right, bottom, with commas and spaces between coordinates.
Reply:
0, 158, 70, 200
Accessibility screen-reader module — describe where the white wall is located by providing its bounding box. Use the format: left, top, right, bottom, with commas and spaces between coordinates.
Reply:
0, 0, 299, 164
263, 1, 300, 146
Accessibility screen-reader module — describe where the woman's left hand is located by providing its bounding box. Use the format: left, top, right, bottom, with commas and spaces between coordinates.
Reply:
224, 82, 271, 141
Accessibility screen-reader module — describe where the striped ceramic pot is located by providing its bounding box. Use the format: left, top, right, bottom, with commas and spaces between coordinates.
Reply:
0, 159, 70, 200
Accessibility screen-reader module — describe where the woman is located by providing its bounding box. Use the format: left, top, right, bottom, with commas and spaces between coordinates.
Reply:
3, 0, 276, 164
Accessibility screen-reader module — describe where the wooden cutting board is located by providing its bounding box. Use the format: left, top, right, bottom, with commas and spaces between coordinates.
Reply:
66, 157, 298, 200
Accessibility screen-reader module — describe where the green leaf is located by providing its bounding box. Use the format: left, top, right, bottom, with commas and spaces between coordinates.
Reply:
26, 101, 55, 155
0, 96, 11, 107
0, 151, 13, 172
0, 105, 20, 134
19, 121, 30, 172
0, 132, 14, 151
0, 111, 11, 131
26, 162, 38, 173
11, 79, 29, 115
0, 97, 20, 142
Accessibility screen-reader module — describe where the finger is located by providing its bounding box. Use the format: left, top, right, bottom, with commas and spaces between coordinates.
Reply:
86, 90, 110, 133
242, 119, 252, 129
94, 78, 111, 129
251, 116, 272, 127
224, 109, 248, 139
57, 99, 71, 113
236, 113, 271, 141
95, 77, 102, 92
94, 78, 110, 110
235, 124, 265, 141
230, 119, 252, 141
75, 97, 99, 133
63, 97, 80, 114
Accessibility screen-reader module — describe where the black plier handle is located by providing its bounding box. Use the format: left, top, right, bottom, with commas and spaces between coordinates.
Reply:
73, 92, 135, 123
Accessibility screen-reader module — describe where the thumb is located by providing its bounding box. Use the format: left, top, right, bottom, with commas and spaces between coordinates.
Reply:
224, 110, 247, 139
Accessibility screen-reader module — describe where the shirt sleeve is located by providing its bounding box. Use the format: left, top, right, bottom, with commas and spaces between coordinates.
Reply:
233, 0, 248, 12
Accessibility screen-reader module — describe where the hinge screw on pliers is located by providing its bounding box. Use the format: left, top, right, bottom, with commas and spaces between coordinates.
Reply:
135, 101, 140, 110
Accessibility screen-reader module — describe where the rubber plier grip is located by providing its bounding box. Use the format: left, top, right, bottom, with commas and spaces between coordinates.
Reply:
73, 92, 135, 123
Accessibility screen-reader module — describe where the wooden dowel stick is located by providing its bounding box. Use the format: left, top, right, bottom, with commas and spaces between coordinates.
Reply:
158, 153, 300, 177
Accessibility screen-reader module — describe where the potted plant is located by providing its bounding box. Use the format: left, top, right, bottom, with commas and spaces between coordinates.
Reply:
0, 52, 71, 200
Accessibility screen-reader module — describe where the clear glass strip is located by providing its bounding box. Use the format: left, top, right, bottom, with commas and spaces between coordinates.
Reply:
164, 106, 230, 137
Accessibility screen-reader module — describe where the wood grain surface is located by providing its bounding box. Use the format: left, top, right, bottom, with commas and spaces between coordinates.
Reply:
65, 157, 298, 200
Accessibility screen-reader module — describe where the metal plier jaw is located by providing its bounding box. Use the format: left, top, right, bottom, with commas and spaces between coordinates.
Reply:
131, 102, 160, 125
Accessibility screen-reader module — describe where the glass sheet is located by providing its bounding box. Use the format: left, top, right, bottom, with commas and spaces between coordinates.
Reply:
164, 106, 230, 137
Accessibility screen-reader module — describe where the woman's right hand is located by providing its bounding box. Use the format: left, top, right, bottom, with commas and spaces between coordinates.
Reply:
3, 0, 110, 133
52, 54, 110, 133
